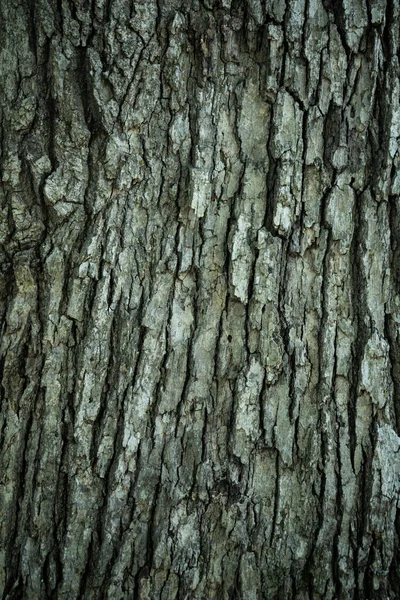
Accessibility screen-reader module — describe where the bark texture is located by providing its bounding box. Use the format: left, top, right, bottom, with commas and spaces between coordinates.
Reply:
1, 0, 400, 598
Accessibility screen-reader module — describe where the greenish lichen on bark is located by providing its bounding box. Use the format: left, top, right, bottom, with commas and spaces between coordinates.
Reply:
0, 0, 400, 598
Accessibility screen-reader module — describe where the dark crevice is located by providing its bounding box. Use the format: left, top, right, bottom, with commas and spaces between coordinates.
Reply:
133, 446, 165, 599
384, 312, 400, 434
269, 451, 280, 547
386, 194, 400, 433
46, 96, 59, 176
332, 419, 344, 600
381, 0, 395, 60
287, 350, 296, 422
388, 507, 400, 596
328, 1, 352, 59
78, 533, 96, 599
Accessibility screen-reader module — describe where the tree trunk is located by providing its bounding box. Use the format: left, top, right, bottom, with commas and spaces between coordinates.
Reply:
1, 0, 400, 598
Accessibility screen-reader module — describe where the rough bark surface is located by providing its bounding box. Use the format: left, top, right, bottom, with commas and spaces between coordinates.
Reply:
1, 0, 400, 598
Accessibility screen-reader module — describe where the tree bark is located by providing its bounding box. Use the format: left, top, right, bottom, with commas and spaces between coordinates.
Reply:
1, 0, 400, 598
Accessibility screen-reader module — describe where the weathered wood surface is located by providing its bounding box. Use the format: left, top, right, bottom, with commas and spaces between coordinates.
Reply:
0, 0, 399, 598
